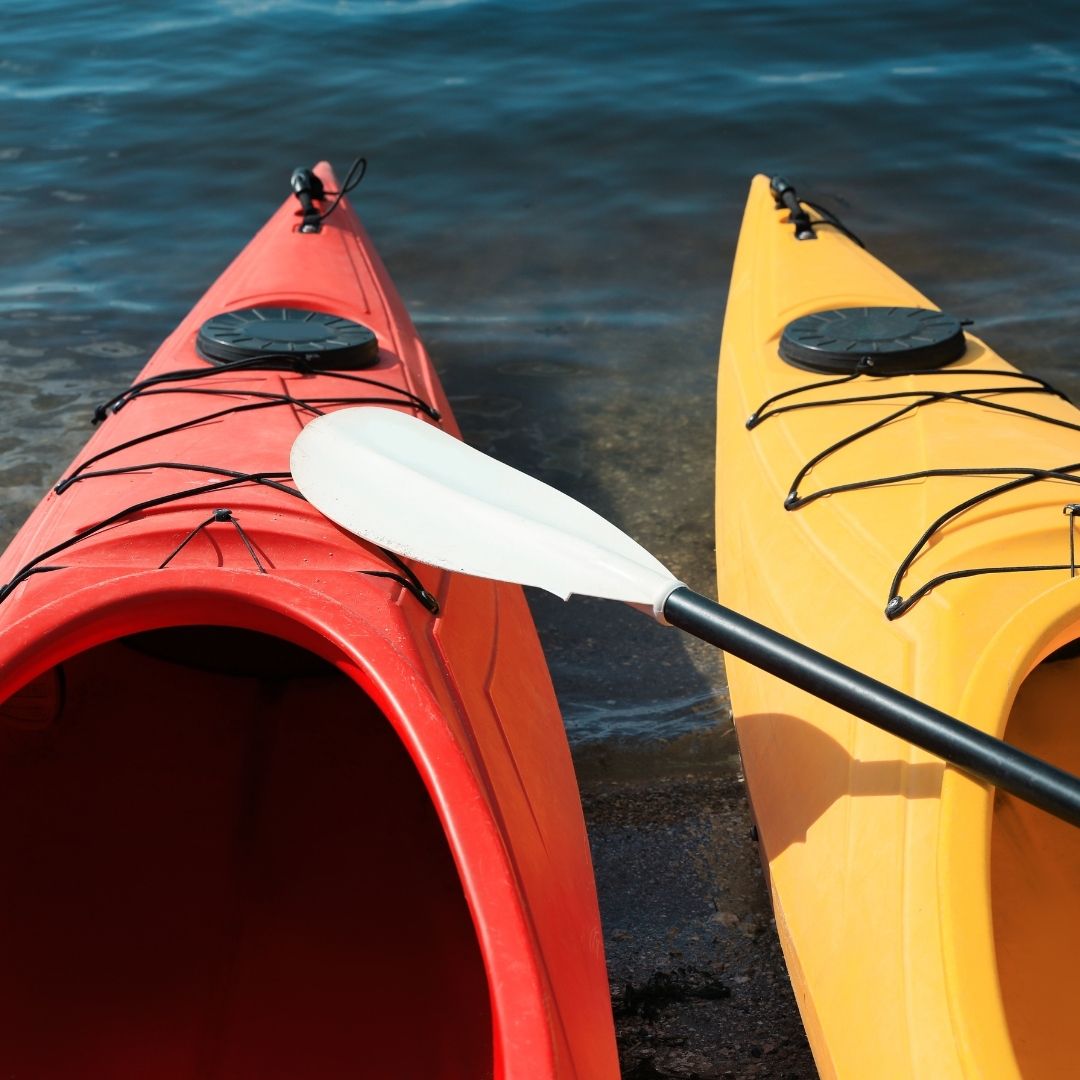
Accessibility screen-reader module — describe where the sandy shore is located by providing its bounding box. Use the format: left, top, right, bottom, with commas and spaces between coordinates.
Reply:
576, 740, 816, 1078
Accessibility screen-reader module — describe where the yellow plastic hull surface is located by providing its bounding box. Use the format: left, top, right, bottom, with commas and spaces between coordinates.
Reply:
716, 176, 1080, 1078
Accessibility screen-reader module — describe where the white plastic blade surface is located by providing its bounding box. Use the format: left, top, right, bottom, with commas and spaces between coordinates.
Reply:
290, 408, 681, 614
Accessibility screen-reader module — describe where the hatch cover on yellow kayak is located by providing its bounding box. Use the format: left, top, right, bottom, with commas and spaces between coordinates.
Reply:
779, 305, 966, 374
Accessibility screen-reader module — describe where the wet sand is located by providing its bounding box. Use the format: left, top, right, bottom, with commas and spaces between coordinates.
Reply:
576, 736, 816, 1079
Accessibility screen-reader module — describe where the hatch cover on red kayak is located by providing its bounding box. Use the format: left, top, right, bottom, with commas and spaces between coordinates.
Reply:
779, 306, 966, 374
196, 306, 379, 368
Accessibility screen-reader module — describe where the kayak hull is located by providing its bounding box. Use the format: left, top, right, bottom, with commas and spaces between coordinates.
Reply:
0, 165, 618, 1079
716, 176, 1080, 1078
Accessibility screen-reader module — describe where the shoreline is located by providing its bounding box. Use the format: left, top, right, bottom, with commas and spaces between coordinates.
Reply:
577, 740, 816, 1078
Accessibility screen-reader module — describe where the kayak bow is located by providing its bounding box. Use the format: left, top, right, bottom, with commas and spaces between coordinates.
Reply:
717, 175, 1080, 1079
0, 163, 618, 1080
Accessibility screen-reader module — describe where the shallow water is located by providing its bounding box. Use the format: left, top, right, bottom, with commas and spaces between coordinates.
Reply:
2, 0, 1078, 743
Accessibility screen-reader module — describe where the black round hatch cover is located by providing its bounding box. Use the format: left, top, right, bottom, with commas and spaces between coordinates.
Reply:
196, 306, 379, 369
779, 306, 966, 374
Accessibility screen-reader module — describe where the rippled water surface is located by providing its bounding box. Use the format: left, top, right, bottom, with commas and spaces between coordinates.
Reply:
2, 0, 1078, 743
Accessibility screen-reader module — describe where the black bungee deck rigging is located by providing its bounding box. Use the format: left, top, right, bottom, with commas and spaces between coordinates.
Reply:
1, 348, 442, 614
753, 179, 1080, 619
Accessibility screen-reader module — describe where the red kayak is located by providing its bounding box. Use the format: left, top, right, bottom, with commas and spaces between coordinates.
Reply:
0, 162, 618, 1079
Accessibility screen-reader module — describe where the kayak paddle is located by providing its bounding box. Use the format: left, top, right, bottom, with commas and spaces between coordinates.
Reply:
290, 407, 1080, 828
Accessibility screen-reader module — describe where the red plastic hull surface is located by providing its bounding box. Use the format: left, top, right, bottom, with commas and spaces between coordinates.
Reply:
0, 165, 617, 1079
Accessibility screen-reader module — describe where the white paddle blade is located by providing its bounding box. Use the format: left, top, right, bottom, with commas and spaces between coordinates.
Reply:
290, 408, 681, 615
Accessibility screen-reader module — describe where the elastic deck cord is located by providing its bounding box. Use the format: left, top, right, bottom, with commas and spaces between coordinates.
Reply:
749, 361, 1080, 618
2, 358, 442, 614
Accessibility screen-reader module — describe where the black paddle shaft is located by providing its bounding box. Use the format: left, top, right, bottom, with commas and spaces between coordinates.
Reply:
663, 586, 1080, 828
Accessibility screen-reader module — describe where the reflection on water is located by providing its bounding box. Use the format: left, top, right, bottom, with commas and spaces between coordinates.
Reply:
564, 690, 731, 745
2, 0, 1078, 744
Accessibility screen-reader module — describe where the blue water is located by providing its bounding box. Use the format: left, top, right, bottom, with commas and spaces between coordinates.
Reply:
2, 0, 1078, 743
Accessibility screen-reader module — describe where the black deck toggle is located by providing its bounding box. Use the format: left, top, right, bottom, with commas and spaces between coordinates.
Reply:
291, 167, 326, 233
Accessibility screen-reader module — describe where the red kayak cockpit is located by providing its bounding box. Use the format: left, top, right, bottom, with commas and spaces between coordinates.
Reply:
0, 623, 493, 1078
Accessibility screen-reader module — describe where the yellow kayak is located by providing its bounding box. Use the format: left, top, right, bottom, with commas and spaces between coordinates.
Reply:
716, 175, 1080, 1078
